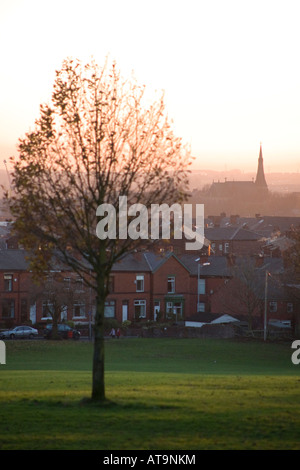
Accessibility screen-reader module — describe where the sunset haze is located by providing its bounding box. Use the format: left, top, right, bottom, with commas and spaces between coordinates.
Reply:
0, 0, 300, 173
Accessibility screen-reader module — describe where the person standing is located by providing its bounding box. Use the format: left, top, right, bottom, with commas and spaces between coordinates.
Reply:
109, 328, 116, 338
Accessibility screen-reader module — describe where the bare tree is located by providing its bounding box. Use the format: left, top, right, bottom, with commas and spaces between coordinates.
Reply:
282, 228, 300, 336
220, 257, 265, 330
8, 58, 191, 402
30, 272, 92, 339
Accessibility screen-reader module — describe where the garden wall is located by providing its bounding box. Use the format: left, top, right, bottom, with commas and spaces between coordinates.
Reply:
124, 323, 235, 339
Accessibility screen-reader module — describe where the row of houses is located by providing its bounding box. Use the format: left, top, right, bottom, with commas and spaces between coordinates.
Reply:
0, 242, 297, 330
0, 213, 298, 329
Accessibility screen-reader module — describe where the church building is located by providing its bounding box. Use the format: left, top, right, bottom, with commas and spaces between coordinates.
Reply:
208, 144, 268, 200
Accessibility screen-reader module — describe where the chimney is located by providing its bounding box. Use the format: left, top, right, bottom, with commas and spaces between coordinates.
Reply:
214, 216, 221, 227
255, 254, 264, 267
230, 214, 239, 225
134, 251, 143, 261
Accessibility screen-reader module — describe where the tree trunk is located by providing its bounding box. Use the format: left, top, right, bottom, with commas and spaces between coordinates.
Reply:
294, 310, 300, 339
91, 288, 106, 401
52, 313, 60, 340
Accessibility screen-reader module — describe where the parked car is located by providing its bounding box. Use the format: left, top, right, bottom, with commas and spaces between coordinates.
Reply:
0, 325, 38, 340
268, 319, 292, 329
43, 323, 81, 340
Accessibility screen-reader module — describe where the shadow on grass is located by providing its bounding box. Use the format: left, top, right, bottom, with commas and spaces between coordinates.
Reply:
79, 397, 118, 408
11, 396, 177, 411
79, 396, 177, 410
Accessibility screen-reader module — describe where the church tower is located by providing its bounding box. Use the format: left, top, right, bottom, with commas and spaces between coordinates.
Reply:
255, 143, 268, 191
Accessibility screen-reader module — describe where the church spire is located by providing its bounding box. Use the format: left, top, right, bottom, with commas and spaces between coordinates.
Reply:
255, 143, 267, 188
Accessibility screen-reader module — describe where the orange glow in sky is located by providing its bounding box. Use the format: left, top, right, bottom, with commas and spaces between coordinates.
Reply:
0, 0, 300, 173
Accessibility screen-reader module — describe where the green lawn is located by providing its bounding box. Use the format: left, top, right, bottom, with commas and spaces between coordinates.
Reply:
0, 337, 300, 450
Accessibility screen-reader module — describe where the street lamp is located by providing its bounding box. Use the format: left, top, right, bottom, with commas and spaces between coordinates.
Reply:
195, 257, 211, 313
264, 270, 270, 341
195, 257, 201, 312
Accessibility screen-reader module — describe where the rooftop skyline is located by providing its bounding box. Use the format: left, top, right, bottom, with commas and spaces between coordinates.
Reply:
1, 0, 300, 173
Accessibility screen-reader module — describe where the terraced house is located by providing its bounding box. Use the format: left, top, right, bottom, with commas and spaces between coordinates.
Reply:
0, 210, 299, 329
0, 244, 297, 331
109, 251, 194, 323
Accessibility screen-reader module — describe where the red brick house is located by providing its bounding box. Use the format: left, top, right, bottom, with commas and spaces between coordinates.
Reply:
209, 256, 295, 328
0, 248, 296, 330
179, 254, 230, 318
107, 251, 192, 323
0, 250, 31, 326
204, 226, 264, 256
0, 249, 196, 326
0, 250, 94, 327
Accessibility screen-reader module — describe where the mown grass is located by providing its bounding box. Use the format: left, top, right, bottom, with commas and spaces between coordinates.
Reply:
0, 337, 300, 450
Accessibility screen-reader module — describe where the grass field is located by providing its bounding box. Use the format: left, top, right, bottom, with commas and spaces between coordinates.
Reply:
0, 337, 300, 450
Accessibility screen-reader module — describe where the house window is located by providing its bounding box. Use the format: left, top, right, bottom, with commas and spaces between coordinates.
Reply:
136, 275, 144, 292
42, 301, 54, 318
198, 302, 205, 313
287, 303, 293, 313
108, 276, 114, 293
2, 299, 15, 318
166, 301, 183, 320
269, 301, 277, 313
166, 301, 173, 314
4, 274, 13, 292
75, 276, 84, 292
20, 299, 28, 322
154, 300, 161, 320
64, 277, 71, 290
224, 242, 230, 254
61, 306, 68, 321
134, 300, 146, 319
167, 276, 175, 293
104, 300, 116, 318
73, 301, 85, 318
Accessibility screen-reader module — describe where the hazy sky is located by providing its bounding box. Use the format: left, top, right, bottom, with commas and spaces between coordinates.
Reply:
1, 0, 300, 173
